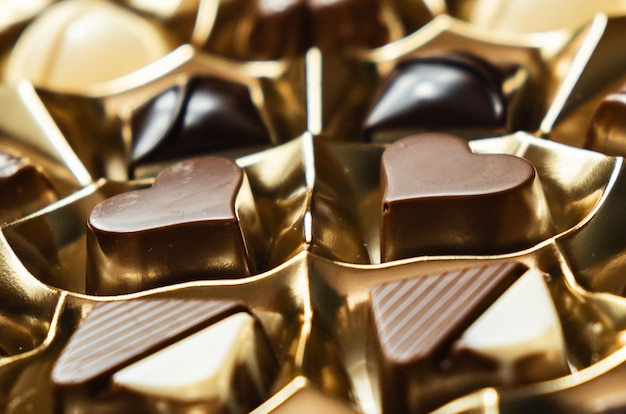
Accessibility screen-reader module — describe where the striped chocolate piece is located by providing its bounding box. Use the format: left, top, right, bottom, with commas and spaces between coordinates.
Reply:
52, 298, 247, 386
369, 261, 527, 413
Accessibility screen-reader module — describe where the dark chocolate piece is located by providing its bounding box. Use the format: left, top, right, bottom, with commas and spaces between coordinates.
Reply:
369, 261, 527, 413
242, 0, 389, 60
586, 91, 626, 156
380, 134, 553, 261
0, 148, 57, 223
241, 0, 310, 60
86, 156, 265, 294
308, 0, 389, 53
364, 53, 506, 142
131, 77, 271, 167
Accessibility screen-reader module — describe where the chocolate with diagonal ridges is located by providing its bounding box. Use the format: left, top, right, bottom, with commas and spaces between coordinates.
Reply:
369, 261, 527, 413
52, 298, 247, 386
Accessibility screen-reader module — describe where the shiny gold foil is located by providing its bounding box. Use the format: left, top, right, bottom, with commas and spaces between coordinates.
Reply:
2, 1, 626, 414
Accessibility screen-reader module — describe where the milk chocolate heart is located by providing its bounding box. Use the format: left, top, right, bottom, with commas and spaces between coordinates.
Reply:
131, 77, 271, 167
364, 53, 506, 142
86, 156, 264, 295
380, 134, 554, 261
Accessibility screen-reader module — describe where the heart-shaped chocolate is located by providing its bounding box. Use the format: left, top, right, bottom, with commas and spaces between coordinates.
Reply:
380, 134, 554, 261
130, 77, 271, 167
86, 156, 264, 294
364, 53, 506, 142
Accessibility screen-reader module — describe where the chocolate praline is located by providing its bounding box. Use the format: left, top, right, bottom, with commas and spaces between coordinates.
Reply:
239, 0, 389, 60
130, 77, 272, 170
379, 134, 554, 261
364, 53, 506, 142
0, 148, 57, 223
86, 156, 265, 295
369, 263, 568, 412
586, 88, 626, 156
52, 298, 277, 413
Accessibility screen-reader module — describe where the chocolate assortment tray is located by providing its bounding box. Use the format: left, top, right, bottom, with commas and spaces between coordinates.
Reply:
4, 1, 626, 413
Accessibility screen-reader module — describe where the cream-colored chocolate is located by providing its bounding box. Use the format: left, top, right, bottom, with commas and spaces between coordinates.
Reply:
113, 312, 277, 412
453, 268, 569, 383
4, 0, 175, 92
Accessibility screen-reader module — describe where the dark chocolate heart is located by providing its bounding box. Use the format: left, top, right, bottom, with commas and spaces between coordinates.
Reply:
380, 134, 552, 260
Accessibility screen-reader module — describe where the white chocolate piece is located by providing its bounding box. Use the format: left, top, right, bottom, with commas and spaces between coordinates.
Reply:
112, 312, 269, 406
454, 268, 568, 382
0, 0, 51, 29
4, 0, 174, 93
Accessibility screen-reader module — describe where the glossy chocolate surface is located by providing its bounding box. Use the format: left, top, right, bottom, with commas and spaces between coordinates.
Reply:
241, 0, 389, 60
364, 53, 506, 142
3, 2, 626, 414
53, 299, 248, 385
131, 77, 271, 168
86, 156, 264, 294
0, 147, 57, 223
586, 90, 626, 156
380, 134, 553, 261
52, 298, 277, 413
369, 262, 527, 413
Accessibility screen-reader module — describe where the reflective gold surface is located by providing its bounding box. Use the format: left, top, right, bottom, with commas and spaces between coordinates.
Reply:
2, 2, 626, 414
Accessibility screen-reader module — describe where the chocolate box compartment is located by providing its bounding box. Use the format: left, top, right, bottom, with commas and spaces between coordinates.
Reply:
312, 15, 568, 144
298, 243, 626, 413
1, 135, 311, 295
540, 14, 626, 150
198, 0, 437, 61
32, 44, 307, 182
0, 83, 91, 208
312, 132, 617, 264
0, 246, 313, 413
445, 0, 626, 33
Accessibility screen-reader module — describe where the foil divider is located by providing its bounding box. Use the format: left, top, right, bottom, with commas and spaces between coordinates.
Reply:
0, 292, 66, 368
540, 14, 607, 136
0, 81, 92, 187
555, 155, 623, 240
190, 0, 218, 46
302, 132, 315, 246
306, 49, 323, 136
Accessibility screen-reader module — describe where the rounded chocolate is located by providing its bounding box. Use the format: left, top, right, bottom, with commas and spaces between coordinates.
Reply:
131, 77, 272, 168
364, 53, 506, 142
